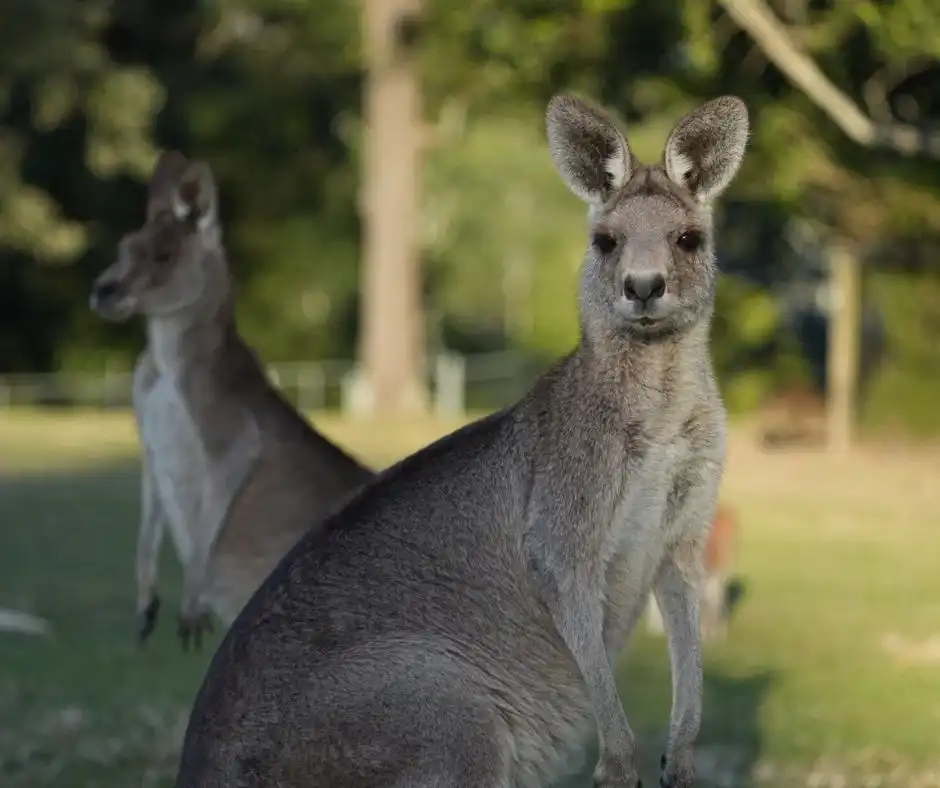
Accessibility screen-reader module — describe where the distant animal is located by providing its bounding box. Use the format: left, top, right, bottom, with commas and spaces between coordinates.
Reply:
89, 151, 374, 649
646, 504, 739, 640
175, 91, 749, 788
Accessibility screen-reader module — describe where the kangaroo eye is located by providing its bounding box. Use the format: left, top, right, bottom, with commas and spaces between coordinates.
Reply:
592, 232, 618, 255
676, 230, 703, 253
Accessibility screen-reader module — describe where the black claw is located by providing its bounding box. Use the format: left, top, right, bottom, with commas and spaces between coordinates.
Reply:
137, 595, 161, 645
176, 612, 213, 652
660, 752, 671, 787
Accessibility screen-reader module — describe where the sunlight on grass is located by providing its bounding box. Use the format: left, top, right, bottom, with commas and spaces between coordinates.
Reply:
0, 408, 477, 474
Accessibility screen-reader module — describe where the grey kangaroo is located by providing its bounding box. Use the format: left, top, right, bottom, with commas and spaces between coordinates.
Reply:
175, 92, 748, 788
89, 151, 373, 648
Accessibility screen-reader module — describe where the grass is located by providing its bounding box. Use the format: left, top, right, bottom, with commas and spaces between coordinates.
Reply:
1, 409, 939, 787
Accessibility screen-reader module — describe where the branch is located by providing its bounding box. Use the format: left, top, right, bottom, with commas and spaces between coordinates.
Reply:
716, 0, 940, 159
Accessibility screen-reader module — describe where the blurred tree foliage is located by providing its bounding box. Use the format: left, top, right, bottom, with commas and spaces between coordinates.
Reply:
1, 0, 938, 432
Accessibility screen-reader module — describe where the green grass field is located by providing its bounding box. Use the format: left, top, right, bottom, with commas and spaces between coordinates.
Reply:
2, 409, 939, 787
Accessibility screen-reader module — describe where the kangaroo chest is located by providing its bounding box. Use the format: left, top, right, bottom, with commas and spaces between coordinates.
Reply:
605, 434, 695, 583
140, 375, 206, 562
140, 324, 209, 564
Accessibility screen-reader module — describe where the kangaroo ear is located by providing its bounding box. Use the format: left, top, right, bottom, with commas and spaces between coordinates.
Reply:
663, 96, 749, 203
172, 161, 218, 231
546, 93, 632, 205
147, 151, 189, 219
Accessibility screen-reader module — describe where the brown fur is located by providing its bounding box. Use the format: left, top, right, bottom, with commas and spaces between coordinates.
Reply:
701, 504, 738, 639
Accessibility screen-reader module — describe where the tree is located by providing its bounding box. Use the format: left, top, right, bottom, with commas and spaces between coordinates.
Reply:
357, 0, 428, 415
0, 0, 164, 371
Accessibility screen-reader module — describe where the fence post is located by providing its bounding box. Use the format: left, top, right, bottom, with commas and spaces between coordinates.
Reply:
434, 353, 465, 417
826, 242, 860, 452
296, 363, 326, 414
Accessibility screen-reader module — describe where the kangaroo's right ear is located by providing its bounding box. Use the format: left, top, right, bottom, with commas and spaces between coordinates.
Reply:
546, 94, 632, 205
172, 161, 218, 231
147, 151, 189, 220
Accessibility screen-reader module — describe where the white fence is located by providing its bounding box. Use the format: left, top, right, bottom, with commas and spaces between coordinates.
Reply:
0, 352, 545, 417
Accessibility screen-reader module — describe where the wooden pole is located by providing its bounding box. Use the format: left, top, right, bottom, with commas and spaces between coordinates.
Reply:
826, 243, 860, 452
359, 0, 427, 416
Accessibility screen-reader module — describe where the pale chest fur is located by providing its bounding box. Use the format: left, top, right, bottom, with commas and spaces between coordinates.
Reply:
139, 321, 209, 564
602, 426, 720, 598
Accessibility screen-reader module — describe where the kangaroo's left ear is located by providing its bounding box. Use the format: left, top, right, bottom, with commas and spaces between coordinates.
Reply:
663, 96, 749, 203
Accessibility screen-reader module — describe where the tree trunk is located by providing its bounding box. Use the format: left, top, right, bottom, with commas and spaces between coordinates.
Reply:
359, 0, 427, 416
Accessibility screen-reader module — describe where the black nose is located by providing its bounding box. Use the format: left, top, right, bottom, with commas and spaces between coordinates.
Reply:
93, 280, 119, 301
624, 272, 666, 305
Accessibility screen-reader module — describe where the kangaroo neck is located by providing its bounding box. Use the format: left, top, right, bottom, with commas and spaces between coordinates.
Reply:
146, 285, 238, 382
577, 319, 713, 420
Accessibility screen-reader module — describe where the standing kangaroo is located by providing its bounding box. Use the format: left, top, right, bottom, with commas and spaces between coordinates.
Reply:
89, 151, 374, 648
176, 93, 748, 788
646, 504, 738, 641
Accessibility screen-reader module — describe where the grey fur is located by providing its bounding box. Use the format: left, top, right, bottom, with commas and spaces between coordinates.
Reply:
175, 93, 748, 787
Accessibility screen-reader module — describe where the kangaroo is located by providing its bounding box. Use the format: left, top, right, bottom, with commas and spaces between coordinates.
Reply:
175, 93, 748, 788
89, 151, 374, 649
646, 504, 738, 640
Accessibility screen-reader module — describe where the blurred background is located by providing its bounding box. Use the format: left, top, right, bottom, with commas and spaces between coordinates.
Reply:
1, 1, 939, 786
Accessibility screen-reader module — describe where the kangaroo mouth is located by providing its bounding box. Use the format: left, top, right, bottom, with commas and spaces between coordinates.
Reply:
625, 313, 679, 342
628, 313, 667, 330
90, 293, 136, 323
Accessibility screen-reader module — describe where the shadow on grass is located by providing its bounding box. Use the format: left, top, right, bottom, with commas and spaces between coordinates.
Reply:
0, 459, 214, 788
2, 462, 773, 788
547, 585, 772, 788
553, 661, 773, 788
550, 575, 768, 787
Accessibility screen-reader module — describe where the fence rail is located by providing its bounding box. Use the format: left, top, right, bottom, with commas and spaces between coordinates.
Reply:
0, 352, 546, 416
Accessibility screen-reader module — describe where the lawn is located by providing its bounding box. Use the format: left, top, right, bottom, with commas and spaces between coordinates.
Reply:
1, 408, 939, 787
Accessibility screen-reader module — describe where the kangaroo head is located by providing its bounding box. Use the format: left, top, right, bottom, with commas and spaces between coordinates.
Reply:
90, 151, 222, 322
546, 94, 748, 343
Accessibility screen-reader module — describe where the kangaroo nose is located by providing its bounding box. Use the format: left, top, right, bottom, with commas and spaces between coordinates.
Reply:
624, 272, 666, 305
93, 280, 119, 301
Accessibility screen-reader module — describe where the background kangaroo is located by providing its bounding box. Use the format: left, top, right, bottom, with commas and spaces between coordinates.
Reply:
646, 503, 739, 640
89, 151, 374, 648
175, 92, 748, 788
